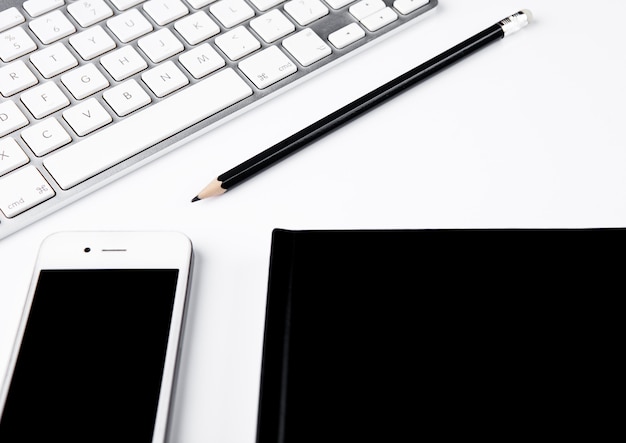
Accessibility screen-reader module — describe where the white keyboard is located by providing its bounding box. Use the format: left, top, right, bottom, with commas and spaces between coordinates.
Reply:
0, 0, 437, 239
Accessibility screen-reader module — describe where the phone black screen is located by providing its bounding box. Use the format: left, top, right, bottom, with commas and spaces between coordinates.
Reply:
0, 269, 179, 443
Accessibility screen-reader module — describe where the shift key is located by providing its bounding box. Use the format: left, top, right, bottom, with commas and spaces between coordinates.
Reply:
0, 166, 55, 218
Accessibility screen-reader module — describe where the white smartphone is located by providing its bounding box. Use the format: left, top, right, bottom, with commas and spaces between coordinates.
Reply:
0, 231, 193, 442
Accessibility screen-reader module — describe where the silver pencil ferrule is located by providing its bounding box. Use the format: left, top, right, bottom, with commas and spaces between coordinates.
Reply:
499, 9, 533, 37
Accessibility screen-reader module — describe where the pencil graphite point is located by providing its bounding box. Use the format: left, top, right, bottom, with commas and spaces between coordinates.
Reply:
191, 178, 227, 202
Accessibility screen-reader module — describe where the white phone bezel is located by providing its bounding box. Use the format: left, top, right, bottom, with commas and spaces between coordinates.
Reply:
0, 231, 194, 443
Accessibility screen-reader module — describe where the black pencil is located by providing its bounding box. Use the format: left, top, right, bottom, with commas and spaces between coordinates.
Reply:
191, 9, 532, 202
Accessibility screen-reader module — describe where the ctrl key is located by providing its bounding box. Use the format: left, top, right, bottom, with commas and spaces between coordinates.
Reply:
0, 166, 55, 218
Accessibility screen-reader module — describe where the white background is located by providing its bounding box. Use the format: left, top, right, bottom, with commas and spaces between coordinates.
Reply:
2, 1, 625, 441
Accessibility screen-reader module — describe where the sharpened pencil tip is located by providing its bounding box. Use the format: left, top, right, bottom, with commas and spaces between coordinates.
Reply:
191, 196, 200, 203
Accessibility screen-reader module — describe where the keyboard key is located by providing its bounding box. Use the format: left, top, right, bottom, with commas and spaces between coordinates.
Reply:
282, 29, 331, 66
349, 0, 385, 20
393, 0, 428, 15
143, 0, 189, 25
23, 0, 65, 18
187, 0, 215, 8
44, 68, 252, 189
210, 0, 255, 28
30, 43, 78, 78
20, 117, 72, 156
250, 9, 295, 43
61, 64, 110, 99
67, 0, 114, 27
20, 82, 70, 119
239, 46, 296, 89
100, 45, 148, 81
110, 0, 146, 10
0, 7, 25, 32
138, 28, 184, 63
248, 0, 284, 12
0, 138, 29, 176
284, 0, 329, 26
141, 61, 189, 97
325, 0, 355, 8
360, 7, 397, 31
0, 166, 55, 218
215, 26, 260, 60
179, 43, 225, 79
103, 79, 152, 116
0, 61, 39, 97
328, 22, 365, 49
63, 98, 113, 136
174, 11, 220, 45
0, 101, 29, 137
69, 25, 117, 60
0, 27, 38, 62
29, 10, 76, 44
107, 8, 153, 42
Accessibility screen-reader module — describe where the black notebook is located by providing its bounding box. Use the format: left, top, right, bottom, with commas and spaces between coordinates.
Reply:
255, 228, 621, 442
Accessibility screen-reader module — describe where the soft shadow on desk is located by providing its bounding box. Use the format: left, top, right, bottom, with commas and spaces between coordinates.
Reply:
255, 228, 620, 442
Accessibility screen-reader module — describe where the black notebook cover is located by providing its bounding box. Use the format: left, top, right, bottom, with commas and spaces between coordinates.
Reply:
256, 228, 621, 442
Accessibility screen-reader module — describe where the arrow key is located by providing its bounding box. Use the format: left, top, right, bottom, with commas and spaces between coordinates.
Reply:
328, 22, 366, 49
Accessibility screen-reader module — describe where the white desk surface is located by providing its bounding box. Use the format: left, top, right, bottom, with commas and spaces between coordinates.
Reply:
1, 0, 624, 441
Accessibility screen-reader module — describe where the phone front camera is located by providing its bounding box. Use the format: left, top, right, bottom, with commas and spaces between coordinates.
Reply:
84, 247, 91, 253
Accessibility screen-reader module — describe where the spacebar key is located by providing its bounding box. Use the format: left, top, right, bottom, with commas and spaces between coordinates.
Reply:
44, 68, 253, 190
